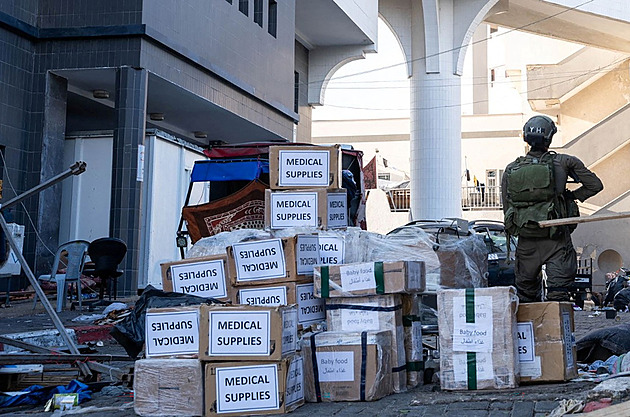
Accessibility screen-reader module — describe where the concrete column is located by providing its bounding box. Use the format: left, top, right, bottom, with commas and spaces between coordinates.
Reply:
410, 0, 463, 219
111, 67, 148, 296
472, 24, 489, 115
36, 72, 68, 273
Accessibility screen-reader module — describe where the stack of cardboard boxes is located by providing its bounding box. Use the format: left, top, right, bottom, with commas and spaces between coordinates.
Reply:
437, 286, 578, 391
306, 260, 426, 398
135, 301, 303, 416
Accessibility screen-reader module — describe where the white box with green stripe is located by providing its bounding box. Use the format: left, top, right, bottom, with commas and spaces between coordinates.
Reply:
313, 260, 425, 298
438, 287, 520, 390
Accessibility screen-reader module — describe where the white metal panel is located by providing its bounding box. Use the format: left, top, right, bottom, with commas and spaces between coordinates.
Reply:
141, 135, 206, 289
59, 137, 112, 243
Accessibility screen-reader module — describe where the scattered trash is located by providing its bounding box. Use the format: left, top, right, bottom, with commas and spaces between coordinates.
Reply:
102, 302, 128, 316
577, 324, 630, 362
590, 376, 630, 399
0, 379, 90, 408
93, 307, 132, 326
582, 397, 612, 413
548, 398, 583, 416
71, 314, 105, 323
45, 393, 79, 411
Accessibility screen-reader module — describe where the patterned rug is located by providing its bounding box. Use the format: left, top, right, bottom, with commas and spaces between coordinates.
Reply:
182, 180, 267, 243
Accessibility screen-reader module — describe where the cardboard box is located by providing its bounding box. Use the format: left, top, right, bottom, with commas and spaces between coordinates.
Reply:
269, 145, 340, 190
199, 304, 297, 361
517, 302, 577, 383
160, 254, 231, 301
264, 189, 348, 230
313, 260, 425, 298
134, 359, 203, 416
402, 294, 423, 388
204, 355, 304, 416
227, 237, 306, 287
325, 295, 407, 393
232, 282, 326, 328
300, 330, 392, 402
145, 307, 201, 358
438, 287, 519, 390
295, 233, 345, 276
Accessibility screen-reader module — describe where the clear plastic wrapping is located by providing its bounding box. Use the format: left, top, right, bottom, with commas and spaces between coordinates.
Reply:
188, 226, 487, 290
325, 295, 407, 393
133, 359, 203, 416
300, 330, 392, 402
186, 229, 272, 258
438, 286, 520, 390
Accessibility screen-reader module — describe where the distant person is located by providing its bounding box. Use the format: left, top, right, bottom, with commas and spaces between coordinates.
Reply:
502, 115, 603, 302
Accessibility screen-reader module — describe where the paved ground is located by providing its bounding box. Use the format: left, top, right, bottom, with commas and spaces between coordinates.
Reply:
1, 299, 629, 416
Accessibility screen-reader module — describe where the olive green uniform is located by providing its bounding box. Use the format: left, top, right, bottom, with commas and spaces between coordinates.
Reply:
502, 150, 603, 302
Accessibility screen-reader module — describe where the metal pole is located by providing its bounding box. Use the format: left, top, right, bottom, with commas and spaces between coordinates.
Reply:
0, 184, 91, 378
1, 161, 86, 211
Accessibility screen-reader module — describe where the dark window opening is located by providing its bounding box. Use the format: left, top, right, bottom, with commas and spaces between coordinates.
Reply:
268, 0, 277, 37
239, 0, 248, 16
294, 71, 299, 113
254, 0, 263, 27
226, 0, 232, 4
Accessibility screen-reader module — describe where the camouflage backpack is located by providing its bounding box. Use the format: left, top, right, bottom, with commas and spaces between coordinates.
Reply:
503, 151, 568, 238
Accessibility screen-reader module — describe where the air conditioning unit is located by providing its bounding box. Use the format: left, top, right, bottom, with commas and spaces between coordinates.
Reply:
0, 223, 24, 276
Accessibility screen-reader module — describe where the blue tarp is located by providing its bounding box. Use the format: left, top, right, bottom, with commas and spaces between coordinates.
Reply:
190, 160, 269, 182
0, 379, 91, 408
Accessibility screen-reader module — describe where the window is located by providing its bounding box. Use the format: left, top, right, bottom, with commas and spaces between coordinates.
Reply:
226, 0, 232, 4
254, 0, 263, 27
268, 0, 277, 37
239, 0, 248, 16
294, 72, 299, 113
378, 173, 391, 181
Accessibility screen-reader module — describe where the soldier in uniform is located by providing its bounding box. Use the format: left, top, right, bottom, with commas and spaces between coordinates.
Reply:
502, 115, 603, 302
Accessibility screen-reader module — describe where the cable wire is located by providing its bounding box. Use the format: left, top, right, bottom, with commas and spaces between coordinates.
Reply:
306, 0, 596, 86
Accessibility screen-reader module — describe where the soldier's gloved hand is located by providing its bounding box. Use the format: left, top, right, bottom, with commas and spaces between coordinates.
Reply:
564, 189, 576, 200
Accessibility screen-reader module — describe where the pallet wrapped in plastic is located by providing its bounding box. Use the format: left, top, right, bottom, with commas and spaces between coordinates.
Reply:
402, 294, 423, 388
438, 287, 520, 390
325, 294, 407, 393
133, 359, 203, 416
300, 330, 392, 402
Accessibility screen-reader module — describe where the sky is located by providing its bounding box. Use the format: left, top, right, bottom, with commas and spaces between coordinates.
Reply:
311, 19, 410, 121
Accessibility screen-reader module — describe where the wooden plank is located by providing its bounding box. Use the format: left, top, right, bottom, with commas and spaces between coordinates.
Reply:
0, 335, 57, 354
86, 361, 128, 381
538, 211, 630, 228
580, 400, 630, 416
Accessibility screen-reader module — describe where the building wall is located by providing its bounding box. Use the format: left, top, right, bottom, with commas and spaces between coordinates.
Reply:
0, 0, 38, 25
38, 0, 142, 27
143, 0, 296, 114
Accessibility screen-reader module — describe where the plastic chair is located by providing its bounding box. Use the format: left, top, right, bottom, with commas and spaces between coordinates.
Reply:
34, 240, 90, 312
87, 237, 127, 301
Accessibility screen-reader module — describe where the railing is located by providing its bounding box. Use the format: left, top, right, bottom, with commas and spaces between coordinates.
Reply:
385, 185, 503, 212
462, 185, 502, 210
386, 189, 411, 212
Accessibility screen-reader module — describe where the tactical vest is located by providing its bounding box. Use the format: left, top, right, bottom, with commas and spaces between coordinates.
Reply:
504, 151, 567, 238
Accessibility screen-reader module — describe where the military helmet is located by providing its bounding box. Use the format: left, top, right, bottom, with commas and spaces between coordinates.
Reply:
522, 115, 557, 147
